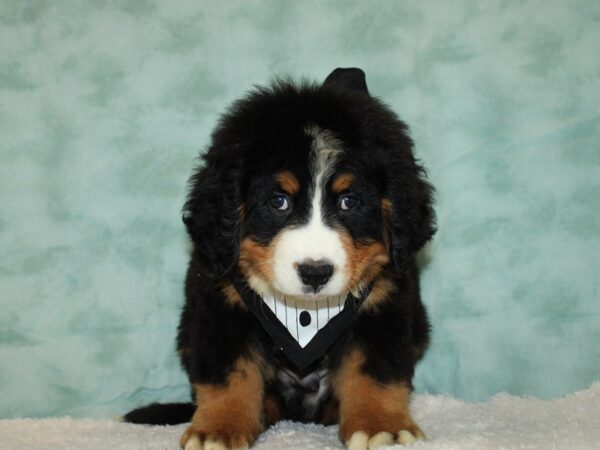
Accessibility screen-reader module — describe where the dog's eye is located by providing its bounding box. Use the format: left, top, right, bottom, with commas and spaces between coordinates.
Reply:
270, 194, 290, 211
339, 194, 358, 211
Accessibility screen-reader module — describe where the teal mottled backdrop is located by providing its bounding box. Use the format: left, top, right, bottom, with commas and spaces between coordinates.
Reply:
1, 0, 599, 419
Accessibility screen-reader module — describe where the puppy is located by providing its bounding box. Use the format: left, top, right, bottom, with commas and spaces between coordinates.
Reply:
125, 68, 436, 450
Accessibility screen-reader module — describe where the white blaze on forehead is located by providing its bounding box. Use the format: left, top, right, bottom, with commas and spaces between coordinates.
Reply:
271, 125, 349, 297
305, 124, 343, 182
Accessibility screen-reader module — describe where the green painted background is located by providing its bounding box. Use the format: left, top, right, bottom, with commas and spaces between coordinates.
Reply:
1, 0, 599, 419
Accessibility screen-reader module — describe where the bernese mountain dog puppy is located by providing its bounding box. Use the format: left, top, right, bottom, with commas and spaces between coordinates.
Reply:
125, 68, 436, 450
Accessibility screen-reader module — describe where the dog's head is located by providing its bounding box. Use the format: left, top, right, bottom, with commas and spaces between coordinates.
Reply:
183, 68, 435, 301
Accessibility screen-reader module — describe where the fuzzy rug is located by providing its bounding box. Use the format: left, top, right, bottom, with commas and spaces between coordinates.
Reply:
1, 384, 599, 450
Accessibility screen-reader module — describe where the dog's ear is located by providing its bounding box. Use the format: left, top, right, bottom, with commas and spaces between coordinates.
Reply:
323, 67, 369, 95
383, 151, 436, 273
182, 155, 242, 278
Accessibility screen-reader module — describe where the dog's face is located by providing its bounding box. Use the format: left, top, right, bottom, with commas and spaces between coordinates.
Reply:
238, 125, 389, 300
183, 75, 435, 301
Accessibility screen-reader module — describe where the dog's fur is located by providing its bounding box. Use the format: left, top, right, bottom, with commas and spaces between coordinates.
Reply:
125, 68, 435, 450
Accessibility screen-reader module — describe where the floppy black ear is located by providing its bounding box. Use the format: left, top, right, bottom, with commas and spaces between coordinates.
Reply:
182, 155, 242, 278
385, 155, 436, 272
323, 67, 370, 95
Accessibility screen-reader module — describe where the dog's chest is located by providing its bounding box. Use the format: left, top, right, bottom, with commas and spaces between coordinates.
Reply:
274, 364, 331, 422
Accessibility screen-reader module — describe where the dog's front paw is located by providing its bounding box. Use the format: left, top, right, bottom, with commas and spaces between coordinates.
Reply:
335, 351, 426, 449
181, 358, 264, 450
343, 425, 426, 450
179, 395, 262, 450
180, 423, 261, 450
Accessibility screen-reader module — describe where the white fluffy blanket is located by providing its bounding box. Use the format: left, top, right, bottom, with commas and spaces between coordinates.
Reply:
2, 384, 598, 450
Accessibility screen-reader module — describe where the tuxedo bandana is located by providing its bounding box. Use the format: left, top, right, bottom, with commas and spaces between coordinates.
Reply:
263, 295, 347, 348
232, 275, 369, 369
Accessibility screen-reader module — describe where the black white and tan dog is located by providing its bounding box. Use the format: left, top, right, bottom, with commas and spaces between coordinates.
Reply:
125, 68, 436, 450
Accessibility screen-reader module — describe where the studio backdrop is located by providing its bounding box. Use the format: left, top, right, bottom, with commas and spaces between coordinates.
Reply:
1, 0, 599, 418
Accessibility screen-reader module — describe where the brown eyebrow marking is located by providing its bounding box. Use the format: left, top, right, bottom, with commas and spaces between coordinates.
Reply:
276, 171, 300, 194
332, 173, 354, 193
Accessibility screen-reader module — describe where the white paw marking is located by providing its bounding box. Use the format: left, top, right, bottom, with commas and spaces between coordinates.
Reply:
397, 430, 417, 445
204, 440, 228, 450
184, 435, 203, 450
347, 428, 425, 449
368, 431, 395, 449
346, 431, 369, 450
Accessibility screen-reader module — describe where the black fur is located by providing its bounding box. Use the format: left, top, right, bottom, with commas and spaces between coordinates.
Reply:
123, 402, 195, 425
125, 68, 435, 431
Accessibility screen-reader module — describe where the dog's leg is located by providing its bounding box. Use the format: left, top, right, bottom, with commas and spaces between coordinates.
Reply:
263, 392, 282, 427
333, 349, 425, 450
180, 356, 264, 450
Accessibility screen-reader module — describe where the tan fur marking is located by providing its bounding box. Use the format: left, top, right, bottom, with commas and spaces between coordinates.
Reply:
362, 277, 395, 310
220, 282, 244, 308
333, 350, 423, 442
263, 393, 281, 426
238, 238, 276, 284
381, 198, 392, 213
180, 357, 264, 449
319, 396, 339, 425
276, 171, 300, 195
339, 232, 389, 291
332, 173, 354, 193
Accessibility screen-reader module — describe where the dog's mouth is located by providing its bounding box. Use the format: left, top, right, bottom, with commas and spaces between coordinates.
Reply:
254, 279, 351, 304
250, 274, 373, 309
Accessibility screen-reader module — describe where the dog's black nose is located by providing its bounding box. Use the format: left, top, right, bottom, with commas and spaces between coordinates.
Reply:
298, 261, 334, 293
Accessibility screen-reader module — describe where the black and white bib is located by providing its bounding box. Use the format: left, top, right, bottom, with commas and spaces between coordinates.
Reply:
232, 276, 368, 369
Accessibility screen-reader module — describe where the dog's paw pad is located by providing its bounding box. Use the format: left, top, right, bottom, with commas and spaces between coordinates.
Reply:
368, 431, 395, 449
204, 440, 228, 450
346, 428, 426, 449
346, 431, 398, 450
205, 440, 248, 450
346, 431, 369, 450
397, 428, 426, 445
183, 435, 203, 450
181, 430, 251, 450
